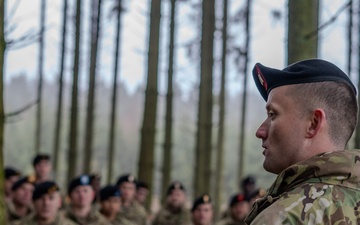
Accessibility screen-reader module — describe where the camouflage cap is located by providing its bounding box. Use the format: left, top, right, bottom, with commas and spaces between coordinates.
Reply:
253, 59, 357, 101
12, 175, 36, 191
100, 185, 121, 201
32, 181, 60, 200
116, 174, 136, 186
191, 194, 212, 212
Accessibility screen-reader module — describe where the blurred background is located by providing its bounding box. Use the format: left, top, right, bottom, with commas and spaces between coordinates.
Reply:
2, 0, 358, 214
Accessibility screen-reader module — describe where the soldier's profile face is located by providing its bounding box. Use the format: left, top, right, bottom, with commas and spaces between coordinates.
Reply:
256, 86, 309, 174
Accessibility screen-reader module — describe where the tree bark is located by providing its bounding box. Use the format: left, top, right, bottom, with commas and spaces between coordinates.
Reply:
35, 0, 46, 153
53, 0, 68, 178
238, 0, 251, 184
214, 0, 227, 220
161, 0, 176, 202
107, 0, 123, 183
194, 0, 215, 197
83, 0, 102, 174
138, 0, 161, 210
287, 0, 319, 64
0, 0, 6, 222
68, 0, 82, 183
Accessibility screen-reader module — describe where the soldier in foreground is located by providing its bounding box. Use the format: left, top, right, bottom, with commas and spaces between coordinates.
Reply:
99, 185, 135, 225
245, 59, 360, 224
64, 175, 108, 225
116, 174, 147, 225
152, 181, 191, 225
191, 194, 213, 225
15, 181, 77, 225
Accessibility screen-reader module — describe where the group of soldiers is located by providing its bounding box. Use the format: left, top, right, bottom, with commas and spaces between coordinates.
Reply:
4, 154, 266, 225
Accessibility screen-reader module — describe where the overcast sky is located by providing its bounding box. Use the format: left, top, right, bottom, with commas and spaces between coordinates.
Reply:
4, 0, 350, 95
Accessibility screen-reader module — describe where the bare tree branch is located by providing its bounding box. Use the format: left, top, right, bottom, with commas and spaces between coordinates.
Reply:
4, 0, 22, 26
5, 99, 38, 118
305, 1, 350, 39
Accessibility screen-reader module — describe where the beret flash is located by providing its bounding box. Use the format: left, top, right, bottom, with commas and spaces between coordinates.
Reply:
100, 185, 121, 201
116, 174, 136, 186
166, 181, 185, 196
68, 175, 92, 194
33, 154, 51, 166
230, 193, 247, 207
253, 59, 357, 101
12, 175, 36, 191
5, 167, 21, 179
32, 181, 60, 200
191, 194, 212, 212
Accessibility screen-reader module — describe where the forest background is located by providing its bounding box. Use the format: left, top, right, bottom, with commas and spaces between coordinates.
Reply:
2, 0, 357, 216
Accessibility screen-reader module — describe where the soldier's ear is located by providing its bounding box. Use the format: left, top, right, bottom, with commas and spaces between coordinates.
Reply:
306, 108, 325, 138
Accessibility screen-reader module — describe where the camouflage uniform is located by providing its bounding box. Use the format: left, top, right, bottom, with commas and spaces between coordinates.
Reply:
63, 207, 109, 225
109, 214, 138, 225
216, 216, 246, 225
119, 201, 147, 225
13, 214, 77, 225
245, 150, 360, 224
6, 202, 33, 223
152, 205, 191, 225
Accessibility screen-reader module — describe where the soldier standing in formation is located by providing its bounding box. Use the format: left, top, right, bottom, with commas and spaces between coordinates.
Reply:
116, 174, 147, 225
32, 154, 53, 185
4, 167, 21, 205
64, 174, 108, 225
216, 194, 249, 225
14, 181, 77, 225
191, 194, 214, 225
152, 181, 191, 225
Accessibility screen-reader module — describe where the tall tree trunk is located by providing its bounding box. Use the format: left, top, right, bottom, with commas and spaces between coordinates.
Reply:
287, 0, 319, 64
138, 0, 161, 210
35, 0, 46, 153
83, 0, 102, 174
161, 0, 176, 202
68, 0, 82, 183
214, 0, 227, 220
355, 1, 360, 148
347, 0, 353, 76
238, 0, 251, 184
107, 0, 123, 183
53, 0, 68, 178
194, 0, 215, 197
0, 0, 6, 222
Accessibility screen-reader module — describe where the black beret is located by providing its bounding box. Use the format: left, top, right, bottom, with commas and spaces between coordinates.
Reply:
166, 181, 185, 196
230, 193, 247, 207
116, 174, 136, 186
191, 194, 212, 212
33, 154, 51, 166
253, 59, 357, 101
100, 185, 121, 201
32, 181, 60, 200
136, 181, 149, 190
12, 175, 36, 191
68, 175, 92, 194
5, 167, 21, 179
241, 176, 256, 187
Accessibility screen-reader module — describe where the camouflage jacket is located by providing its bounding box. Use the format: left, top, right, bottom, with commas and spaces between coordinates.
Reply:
118, 201, 147, 225
6, 202, 33, 223
152, 205, 191, 225
63, 207, 109, 225
245, 150, 360, 225
13, 213, 78, 225
216, 216, 246, 225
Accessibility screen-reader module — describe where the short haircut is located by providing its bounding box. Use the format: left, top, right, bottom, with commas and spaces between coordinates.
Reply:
286, 81, 358, 147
